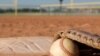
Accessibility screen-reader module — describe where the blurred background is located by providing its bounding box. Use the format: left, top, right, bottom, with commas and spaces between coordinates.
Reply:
0, 0, 100, 15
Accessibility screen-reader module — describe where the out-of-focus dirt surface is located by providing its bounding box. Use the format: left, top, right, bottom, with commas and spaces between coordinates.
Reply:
0, 15, 100, 56
0, 15, 100, 37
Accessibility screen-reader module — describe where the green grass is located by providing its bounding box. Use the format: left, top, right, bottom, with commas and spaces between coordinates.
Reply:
0, 13, 100, 16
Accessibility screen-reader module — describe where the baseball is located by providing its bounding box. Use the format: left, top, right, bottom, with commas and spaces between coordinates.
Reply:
49, 38, 79, 56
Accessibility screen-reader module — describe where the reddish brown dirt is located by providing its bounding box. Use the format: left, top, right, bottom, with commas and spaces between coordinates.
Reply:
0, 15, 100, 37
0, 15, 100, 56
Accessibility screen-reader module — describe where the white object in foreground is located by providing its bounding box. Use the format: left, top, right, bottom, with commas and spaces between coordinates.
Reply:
50, 38, 79, 56
0, 36, 52, 55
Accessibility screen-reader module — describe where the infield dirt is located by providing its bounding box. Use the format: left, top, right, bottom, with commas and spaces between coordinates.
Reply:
0, 15, 100, 37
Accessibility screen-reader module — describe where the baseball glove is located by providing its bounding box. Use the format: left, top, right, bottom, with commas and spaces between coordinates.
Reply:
53, 29, 100, 56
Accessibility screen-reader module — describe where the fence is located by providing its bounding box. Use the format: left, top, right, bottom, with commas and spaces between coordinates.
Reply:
0, 0, 18, 16
40, 2, 100, 15
0, 0, 100, 15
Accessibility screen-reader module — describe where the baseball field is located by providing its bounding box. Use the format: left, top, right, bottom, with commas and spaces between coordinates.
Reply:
0, 15, 100, 56
0, 15, 100, 37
